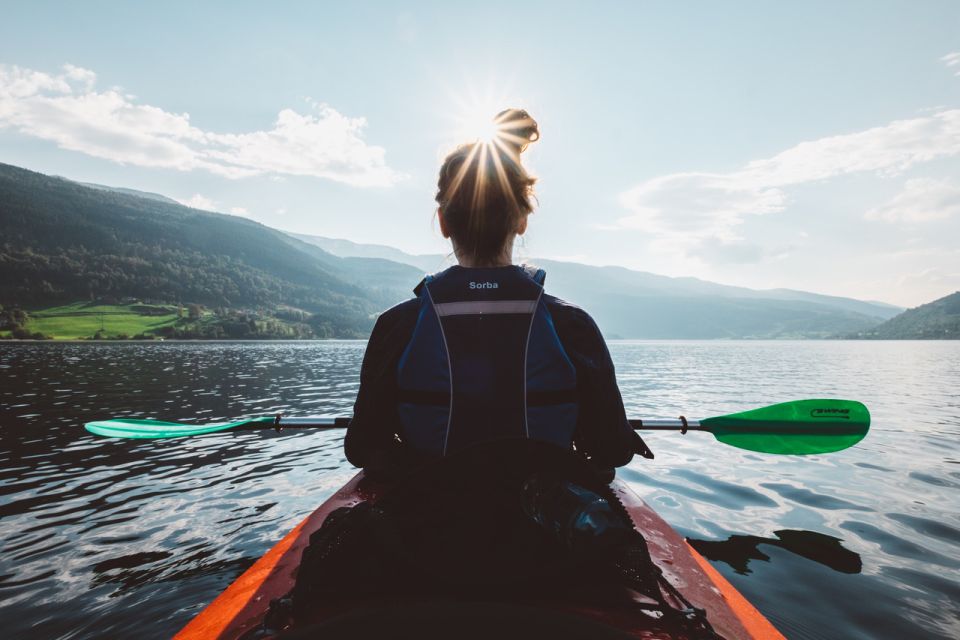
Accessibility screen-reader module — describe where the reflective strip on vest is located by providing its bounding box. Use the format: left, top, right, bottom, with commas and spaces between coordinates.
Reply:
434, 300, 539, 316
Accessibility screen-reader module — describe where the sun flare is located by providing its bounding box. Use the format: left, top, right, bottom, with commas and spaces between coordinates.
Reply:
439, 87, 541, 206
454, 107, 504, 144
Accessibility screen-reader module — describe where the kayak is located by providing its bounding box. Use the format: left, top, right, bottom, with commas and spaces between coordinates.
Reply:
174, 472, 785, 640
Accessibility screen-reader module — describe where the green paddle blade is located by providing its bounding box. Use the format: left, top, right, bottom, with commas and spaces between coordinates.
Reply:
84, 417, 273, 439
700, 399, 870, 455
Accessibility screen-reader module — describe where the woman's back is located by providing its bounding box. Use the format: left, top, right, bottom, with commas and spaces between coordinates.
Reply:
345, 109, 639, 474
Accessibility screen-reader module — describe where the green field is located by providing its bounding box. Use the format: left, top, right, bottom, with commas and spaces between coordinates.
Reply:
19, 302, 180, 339
1, 302, 318, 340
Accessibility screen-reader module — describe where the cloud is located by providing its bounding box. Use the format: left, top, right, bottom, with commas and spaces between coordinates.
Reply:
0, 63, 403, 187
865, 178, 960, 222
943, 52, 960, 76
896, 266, 960, 303
615, 109, 960, 251
176, 195, 256, 217
617, 171, 786, 241
178, 194, 218, 211
696, 237, 768, 265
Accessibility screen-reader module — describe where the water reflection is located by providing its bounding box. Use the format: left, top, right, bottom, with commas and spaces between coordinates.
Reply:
688, 529, 862, 575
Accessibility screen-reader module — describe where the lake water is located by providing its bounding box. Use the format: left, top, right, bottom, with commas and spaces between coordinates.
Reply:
1, 341, 958, 639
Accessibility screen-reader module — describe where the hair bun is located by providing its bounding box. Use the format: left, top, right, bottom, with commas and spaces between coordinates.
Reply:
494, 108, 539, 154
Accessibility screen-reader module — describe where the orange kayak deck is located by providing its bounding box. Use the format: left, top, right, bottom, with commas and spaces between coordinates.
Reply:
174, 473, 784, 640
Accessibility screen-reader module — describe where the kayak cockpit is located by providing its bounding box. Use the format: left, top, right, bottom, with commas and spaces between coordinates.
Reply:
277, 599, 663, 640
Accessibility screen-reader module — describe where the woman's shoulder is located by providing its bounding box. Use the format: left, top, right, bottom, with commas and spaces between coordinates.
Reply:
363, 298, 421, 370
374, 297, 421, 333
543, 294, 607, 349
541, 294, 616, 369
543, 294, 597, 327
380, 296, 421, 319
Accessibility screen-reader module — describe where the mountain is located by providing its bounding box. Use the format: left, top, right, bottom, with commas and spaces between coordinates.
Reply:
294, 234, 902, 339
0, 163, 419, 337
855, 291, 960, 339
0, 161, 907, 340
76, 182, 181, 205
291, 232, 448, 274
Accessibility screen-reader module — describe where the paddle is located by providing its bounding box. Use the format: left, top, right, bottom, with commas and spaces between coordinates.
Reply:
84, 399, 869, 455
628, 399, 870, 455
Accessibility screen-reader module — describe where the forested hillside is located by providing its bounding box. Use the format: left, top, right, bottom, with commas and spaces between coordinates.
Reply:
856, 292, 960, 339
0, 163, 419, 338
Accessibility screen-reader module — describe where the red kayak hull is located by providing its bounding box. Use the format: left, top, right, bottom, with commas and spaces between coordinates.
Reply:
174, 473, 784, 640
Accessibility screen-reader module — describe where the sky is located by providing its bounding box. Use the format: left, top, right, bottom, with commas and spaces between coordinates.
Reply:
1, 1, 959, 307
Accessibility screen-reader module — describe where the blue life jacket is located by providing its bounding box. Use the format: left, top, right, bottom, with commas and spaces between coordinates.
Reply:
397, 265, 578, 456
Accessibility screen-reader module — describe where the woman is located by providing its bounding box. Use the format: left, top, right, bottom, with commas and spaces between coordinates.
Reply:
345, 109, 646, 478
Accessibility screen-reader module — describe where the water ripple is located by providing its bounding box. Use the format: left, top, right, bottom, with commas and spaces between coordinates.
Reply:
1, 340, 959, 639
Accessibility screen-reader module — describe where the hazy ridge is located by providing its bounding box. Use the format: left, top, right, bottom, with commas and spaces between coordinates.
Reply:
0, 161, 917, 339
293, 233, 902, 339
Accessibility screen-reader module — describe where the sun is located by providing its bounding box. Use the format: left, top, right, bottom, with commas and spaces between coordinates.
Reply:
453, 105, 504, 144
446, 80, 520, 146
436, 84, 539, 209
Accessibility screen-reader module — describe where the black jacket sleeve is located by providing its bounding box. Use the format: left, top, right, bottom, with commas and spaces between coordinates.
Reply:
344, 299, 419, 468
547, 297, 635, 468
